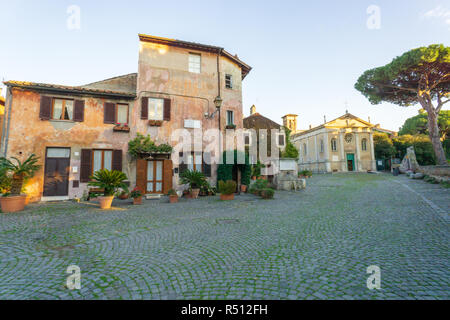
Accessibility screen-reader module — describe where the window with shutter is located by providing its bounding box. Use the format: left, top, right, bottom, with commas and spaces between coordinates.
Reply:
73, 100, 85, 122
141, 97, 148, 119
203, 152, 211, 177
104, 103, 116, 124
112, 150, 123, 172
80, 149, 92, 182
39, 96, 52, 120
179, 152, 188, 175
163, 99, 171, 121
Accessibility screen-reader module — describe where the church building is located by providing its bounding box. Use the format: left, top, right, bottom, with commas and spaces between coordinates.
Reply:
289, 113, 377, 173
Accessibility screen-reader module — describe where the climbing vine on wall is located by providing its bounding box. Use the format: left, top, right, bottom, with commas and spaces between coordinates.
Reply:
217, 150, 251, 186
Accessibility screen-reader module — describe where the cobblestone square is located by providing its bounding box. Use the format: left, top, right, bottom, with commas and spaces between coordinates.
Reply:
0, 173, 448, 300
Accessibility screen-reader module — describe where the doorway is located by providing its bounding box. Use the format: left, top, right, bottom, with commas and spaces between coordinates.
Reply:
346, 153, 355, 172
43, 148, 71, 196
146, 160, 164, 194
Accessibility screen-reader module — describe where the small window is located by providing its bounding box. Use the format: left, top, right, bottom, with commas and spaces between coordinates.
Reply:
187, 152, 203, 172
116, 104, 129, 124
189, 53, 201, 73
331, 138, 337, 152
303, 143, 307, 155
93, 150, 113, 174
227, 110, 234, 125
244, 133, 251, 146
148, 98, 164, 120
52, 98, 73, 120
320, 139, 324, 153
277, 133, 285, 147
225, 74, 233, 89
362, 138, 367, 151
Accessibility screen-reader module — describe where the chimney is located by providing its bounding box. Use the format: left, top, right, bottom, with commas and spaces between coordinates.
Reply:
324, 115, 326, 124
309, 124, 312, 130
368, 116, 371, 123
250, 105, 256, 115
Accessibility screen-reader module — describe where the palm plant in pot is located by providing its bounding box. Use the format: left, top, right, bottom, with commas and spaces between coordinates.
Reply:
168, 189, 178, 203
179, 170, 206, 199
88, 169, 128, 209
130, 187, 143, 205
219, 180, 237, 201
0, 154, 40, 213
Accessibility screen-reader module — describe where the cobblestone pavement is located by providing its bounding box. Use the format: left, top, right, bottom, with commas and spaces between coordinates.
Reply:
0, 173, 448, 300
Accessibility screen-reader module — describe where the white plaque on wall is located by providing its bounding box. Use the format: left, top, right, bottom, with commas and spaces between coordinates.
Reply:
184, 119, 201, 129
332, 155, 339, 161
280, 159, 296, 171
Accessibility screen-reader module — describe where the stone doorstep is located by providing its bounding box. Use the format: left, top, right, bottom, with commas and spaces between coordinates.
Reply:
40, 196, 70, 202
145, 194, 163, 200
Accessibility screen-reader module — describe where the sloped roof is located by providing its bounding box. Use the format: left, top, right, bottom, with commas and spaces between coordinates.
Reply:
292, 113, 374, 138
81, 73, 137, 95
139, 34, 252, 79
244, 113, 281, 130
4, 80, 136, 99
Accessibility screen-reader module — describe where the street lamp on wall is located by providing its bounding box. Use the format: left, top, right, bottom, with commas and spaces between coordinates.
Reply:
205, 95, 223, 119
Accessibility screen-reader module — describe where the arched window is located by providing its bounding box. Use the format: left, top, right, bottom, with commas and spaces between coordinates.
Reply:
331, 138, 337, 152
303, 143, 307, 155
320, 139, 324, 153
362, 138, 367, 151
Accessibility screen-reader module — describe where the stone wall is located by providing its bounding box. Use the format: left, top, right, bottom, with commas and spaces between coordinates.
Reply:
418, 165, 450, 177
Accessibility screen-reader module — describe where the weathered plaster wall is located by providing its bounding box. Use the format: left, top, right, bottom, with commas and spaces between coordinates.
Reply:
5, 88, 133, 201
136, 42, 245, 187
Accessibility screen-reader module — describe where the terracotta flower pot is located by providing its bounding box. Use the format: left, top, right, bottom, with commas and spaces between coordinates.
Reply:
169, 195, 178, 203
190, 188, 200, 199
98, 196, 114, 209
251, 176, 257, 181
240, 185, 247, 193
119, 194, 128, 200
220, 193, 235, 201
133, 196, 143, 205
0, 195, 27, 213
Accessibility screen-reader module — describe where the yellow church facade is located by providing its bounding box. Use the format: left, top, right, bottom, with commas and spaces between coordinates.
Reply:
290, 113, 377, 173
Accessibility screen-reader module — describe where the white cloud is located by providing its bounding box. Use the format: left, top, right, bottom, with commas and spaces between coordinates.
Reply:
422, 6, 450, 29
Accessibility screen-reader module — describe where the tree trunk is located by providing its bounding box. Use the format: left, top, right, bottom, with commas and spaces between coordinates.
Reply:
426, 108, 447, 165
10, 174, 24, 195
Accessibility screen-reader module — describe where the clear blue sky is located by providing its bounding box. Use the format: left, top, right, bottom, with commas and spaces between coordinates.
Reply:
0, 0, 448, 131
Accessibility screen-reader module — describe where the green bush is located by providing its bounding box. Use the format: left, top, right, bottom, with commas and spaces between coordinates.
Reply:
299, 170, 312, 177
392, 134, 436, 165
88, 169, 129, 196
179, 170, 207, 189
128, 133, 173, 159
248, 179, 271, 196
218, 180, 236, 195
260, 188, 274, 199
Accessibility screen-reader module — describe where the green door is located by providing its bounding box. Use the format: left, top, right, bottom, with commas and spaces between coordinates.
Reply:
346, 154, 355, 171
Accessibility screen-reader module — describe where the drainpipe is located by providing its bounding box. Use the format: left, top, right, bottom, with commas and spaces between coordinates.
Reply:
217, 48, 222, 133
1, 87, 12, 157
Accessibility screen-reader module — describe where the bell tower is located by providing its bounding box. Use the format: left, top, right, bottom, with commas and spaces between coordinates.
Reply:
282, 114, 298, 133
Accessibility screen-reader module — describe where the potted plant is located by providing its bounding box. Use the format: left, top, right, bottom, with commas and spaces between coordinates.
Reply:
260, 188, 275, 199
0, 154, 40, 213
240, 184, 248, 193
225, 124, 237, 130
88, 169, 128, 209
130, 187, 143, 205
218, 180, 237, 201
118, 190, 129, 200
179, 170, 206, 199
168, 189, 178, 203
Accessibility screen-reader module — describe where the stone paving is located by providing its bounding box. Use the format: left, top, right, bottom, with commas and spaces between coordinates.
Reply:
0, 173, 448, 300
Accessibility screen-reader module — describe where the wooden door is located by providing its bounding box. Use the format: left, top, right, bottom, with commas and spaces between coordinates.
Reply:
146, 160, 164, 194
43, 148, 71, 196
346, 154, 355, 172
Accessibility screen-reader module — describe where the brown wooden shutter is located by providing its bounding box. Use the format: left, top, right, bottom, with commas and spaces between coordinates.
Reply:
203, 152, 211, 177
73, 100, 85, 122
80, 149, 92, 182
163, 98, 171, 121
179, 152, 188, 175
104, 102, 116, 124
136, 159, 147, 194
141, 97, 148, 119
244, 134, 250, 145
112, 150, 123, 172
163, 159, 173, 194
39, 96, 52, 120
